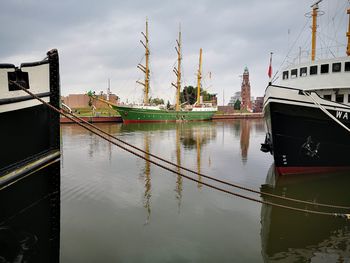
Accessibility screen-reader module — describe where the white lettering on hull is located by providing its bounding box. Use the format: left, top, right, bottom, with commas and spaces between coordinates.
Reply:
336, 111, 349, 120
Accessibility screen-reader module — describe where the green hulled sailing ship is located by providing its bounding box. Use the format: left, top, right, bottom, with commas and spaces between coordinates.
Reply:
114, 105, 216, 123
90, 20, 217, 124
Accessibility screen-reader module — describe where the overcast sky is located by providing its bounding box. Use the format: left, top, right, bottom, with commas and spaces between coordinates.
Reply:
1, 0, 348, 105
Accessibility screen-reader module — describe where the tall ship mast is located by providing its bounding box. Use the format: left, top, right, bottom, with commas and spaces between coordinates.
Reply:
196, 48, 203, 105
172, 26, 182, 111
136, 19, 150, 105
88, 20, 217, 123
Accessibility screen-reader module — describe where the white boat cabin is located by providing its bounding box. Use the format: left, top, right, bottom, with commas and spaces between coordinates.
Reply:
280, 56, 350, 104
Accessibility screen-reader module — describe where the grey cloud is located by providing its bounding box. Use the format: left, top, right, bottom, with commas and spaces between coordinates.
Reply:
1, 0, 347, 103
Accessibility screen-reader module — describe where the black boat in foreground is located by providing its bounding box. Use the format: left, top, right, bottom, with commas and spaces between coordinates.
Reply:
262, 2, 350, 175
0, 49, 61, 262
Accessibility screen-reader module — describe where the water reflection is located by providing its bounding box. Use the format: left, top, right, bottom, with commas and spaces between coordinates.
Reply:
62, 123, 121, 160
240, 119, 251, 164
260, 164, 350, 262
0, 161, 60, 262
121, 122, 179, 133
142, 134, 152, 225
60, 119, 277, 261
219, 119, 265, 163
175, 124, 183, 213
180, 122, 216, 149
68, 119, 269, 169
129, 120, 270, 221
128, 122, 218, 220
196, 130, 203, 189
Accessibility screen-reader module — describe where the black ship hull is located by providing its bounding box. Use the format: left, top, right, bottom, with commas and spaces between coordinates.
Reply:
263, 85, 350, 175
0, 50, 61, 262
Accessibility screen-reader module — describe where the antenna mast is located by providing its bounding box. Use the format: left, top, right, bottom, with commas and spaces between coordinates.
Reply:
196, 48, 203, 105
347, 8, 350, 56
107, 78, 110, 101
137, 18, 150, 105
310, 0, 322, 61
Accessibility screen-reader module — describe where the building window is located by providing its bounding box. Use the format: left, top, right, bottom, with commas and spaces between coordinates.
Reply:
300, 67, 307, 77
323, 94, 332, 100
345, 62, 350, 72
282, 71, 289, 80
332, 62, 341, 73
348, 94, 350, 103
321, 64, 329, 74
336, 94, 344, 103
310, 65, 317, 75
291, 69, 297, 78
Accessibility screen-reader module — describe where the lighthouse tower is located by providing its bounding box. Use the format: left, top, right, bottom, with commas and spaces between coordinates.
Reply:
240, 67, 252, 112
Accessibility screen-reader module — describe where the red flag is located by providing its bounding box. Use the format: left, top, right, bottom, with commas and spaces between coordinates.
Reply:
268, 53, 273, 79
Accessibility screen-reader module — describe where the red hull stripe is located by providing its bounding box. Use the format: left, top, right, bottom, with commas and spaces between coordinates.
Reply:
276, 166, 350, 175
123, 119, 179, 124
122, 119, 209, 124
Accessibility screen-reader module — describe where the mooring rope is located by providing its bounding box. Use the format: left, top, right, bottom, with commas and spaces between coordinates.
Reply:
10, 81, 350, 219
269, 84, 350, 135
78, 93, 350, 211
67, 102, 350, 211
302, 90, 350, 133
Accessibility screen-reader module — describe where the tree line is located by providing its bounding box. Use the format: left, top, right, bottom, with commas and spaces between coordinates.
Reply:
150, 85, 216, 106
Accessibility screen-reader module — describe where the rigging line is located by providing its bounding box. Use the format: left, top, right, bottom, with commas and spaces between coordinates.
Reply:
334, 1, 349, 37
317, 32, 336, 58
137, 54, 146, 66
317, 31, 347, 47
277, 19, 309, 73
10, 81, 350, 212
318, 0, 348, 52
10, 82, 350, 218
269, 83, 350, 134
299, 33, 312, 56
302, 91, 350, 133
111, 58, 145, 102
119, 72, 138, 97
11, 81, 350, 212
320, 0, 346, 37
10, 91, 347, 218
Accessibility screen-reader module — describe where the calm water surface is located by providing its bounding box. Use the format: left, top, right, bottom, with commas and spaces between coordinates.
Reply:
60, 119, 350, 262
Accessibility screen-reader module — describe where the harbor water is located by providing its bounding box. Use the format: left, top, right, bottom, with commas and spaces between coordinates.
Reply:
59, 119, 350, 262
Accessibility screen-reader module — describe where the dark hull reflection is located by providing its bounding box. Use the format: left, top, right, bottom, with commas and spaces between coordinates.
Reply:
260, 164, 350, 262
0, 161, 60, 263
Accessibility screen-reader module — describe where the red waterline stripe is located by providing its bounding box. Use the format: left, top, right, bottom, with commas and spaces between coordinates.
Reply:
123, 119, 210, 124
123, 119, 178, 124
276, 166, 350, 175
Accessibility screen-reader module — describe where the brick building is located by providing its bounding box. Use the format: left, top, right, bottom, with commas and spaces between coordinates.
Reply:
217, 105, 235, 114
253, 96, 264, 113
61, 93, 119, 109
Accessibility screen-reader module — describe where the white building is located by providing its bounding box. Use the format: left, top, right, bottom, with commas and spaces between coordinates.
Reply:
228, 91, 241, 106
